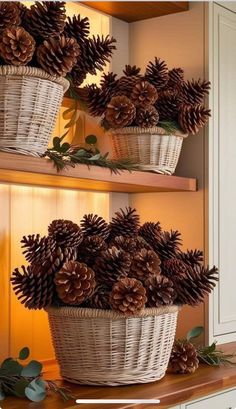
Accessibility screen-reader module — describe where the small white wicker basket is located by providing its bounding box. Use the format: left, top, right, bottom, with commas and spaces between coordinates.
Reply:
0, 66, 69, 156
47, 305, 179, 386
110, 126, 188, 175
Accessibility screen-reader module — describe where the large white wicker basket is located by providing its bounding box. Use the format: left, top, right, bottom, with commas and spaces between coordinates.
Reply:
0, 66, 69, 156
110, 126, 188, 175
47, 305, 179, 386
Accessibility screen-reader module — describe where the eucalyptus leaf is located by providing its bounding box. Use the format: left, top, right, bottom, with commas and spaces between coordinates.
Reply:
60, 143, 70, 153
21, 360, 42, 377
85, 134, 97, 145
187, 326, 204, 341
19, 347, 30, 360
14, 378, 30, 397
89, 153, 101, 161
1, 359, 23, 375
25, 379, 46, 402
73, 149, 87, 157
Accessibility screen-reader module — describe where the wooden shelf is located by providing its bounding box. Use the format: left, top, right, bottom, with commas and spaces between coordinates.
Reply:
81, 1, 189, 23
0, 152, 197, 193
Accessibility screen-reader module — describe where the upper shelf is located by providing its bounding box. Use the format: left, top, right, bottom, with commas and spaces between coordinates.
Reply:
81, 1, 189, 23
0, 152, 197, 193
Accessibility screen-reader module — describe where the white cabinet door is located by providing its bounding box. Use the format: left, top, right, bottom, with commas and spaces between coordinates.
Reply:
208, 3, 236, 343
184, 388, 236, 409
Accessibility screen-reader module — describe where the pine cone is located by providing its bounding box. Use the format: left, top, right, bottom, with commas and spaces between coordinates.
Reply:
135, 236, 153, 251
101, 72, 119, 96
0, 27, 35, 66
124, 65, 141, 77
16, 2, 27, 21
77, 235, 107, 266
139, 222, 161, 243
93, 246, 131, 286
76, 35, 116, 76
145, 57, 169, 90
64, 15, 90, 44
109, 236, 137, 253
11, 264, 54, 310
0, 2, 21, 32
37, 35, 80, 77
178, 249, 203, 267
110, 277, 147, 315
131, 81, 158, 107
145, 275, 175, 307
155, 90, 181, 121
48, 219, 83, 248
23, 1, 66, 40
175, 265, 218, 306
148, 230, 182, 262
179, 104, 211, 135
105, 95, 136, 128
181, 79, 211, 105
21, 234, 56, 264
45, 246, 77, 276
130, 249, 161, 282
162, 258, 188, 282
81, 84, 107, 116
80, 214, 110, 240
116, 65, 142, 96
168, 68, 184, 91
70, 67, 87, 88
135, 106, 159, 128
110, 207, 140, 238
169, 340, 199, 374
87, 285, 111, 309
54, 261, 96, 305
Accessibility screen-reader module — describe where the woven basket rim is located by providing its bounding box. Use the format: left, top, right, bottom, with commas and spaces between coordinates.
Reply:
0, 65, 69, 92
46, 305, 180, 319
108, 126, 188, 138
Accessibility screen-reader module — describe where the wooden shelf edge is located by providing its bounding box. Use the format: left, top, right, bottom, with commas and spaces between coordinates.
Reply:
0, 152, 197, 193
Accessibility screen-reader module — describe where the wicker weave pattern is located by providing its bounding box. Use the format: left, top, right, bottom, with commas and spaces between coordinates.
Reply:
110, 127, 188, 175
47, 306, 179, 386
0, 66, 69, 155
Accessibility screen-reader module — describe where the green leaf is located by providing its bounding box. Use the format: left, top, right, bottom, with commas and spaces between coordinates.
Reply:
1, 359, 23, 375
53, 137, 61, 149
0, 384, 5, 400
89, 153, 101, 161
85, 134, 97, 145
19, 347, 30, 360
187, 326, 204, 341
25, 379, 46, 402
21, 360, 42, 377
14, 379, 30, 397
60, 143, 70, 153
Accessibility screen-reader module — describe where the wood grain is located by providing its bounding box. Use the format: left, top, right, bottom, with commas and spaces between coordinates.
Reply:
0, 152, 197, 193
4, 343, 236, 409
81, 2, 189, 23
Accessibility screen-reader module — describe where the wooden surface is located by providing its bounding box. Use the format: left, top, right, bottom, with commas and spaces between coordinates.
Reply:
0, 152, 197, 193
4, 343, 236, 409
81, 2, 189, 22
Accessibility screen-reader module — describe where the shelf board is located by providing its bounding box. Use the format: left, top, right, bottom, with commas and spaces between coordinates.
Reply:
81, 1, 189, 23
0, 152, 197, 193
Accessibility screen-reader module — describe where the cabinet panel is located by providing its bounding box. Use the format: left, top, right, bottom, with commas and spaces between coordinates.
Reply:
185, 388, 236, 409
208, 3, 236, 342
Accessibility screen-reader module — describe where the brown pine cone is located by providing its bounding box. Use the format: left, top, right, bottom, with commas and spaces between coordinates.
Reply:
135, 236, 153, 251
130, 249, 161, 282
168, 68, 184, 91
93, 246, 131, 286
80, 214, 110, 240
64, 15, 90, 44
135, 106, 159, 128
131, 81, 158, 107
139, 222, 161, 243
0, 27, 35, 66
11, 264, 54, 310
70, 67, 87, 88
175, 265, 218, 306
16, 2, 28, 21
37, 35, 80, 77
179, 104, 211, 135
181, 79, 211, 105
110, 277, 147, 315
48, 219, 83, 248
21, 234, 56, 264
145, 57, 169, 90
105, 95, 136, 128
0, 2, 21, 32
77, 235, 107, 265
145, 275, 175, 306
54, 261, 96, 305
124, 65, 142, 77
116, 65, 142, 96
162, 258, 188, 282
23, 1, 66, 40
110, 207, 140, 238
169, 340, 199, 374
81, 84, 108, 117
109, 236, 137, 253
155, 90, 181, 121
87, 285, 111, 310
45, 246, 77, 276
149, 230, 182, 262
178, 249, 203, 268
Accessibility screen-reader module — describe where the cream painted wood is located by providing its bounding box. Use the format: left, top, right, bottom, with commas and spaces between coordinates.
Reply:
182, 388, 236, 409
208, 2, 236, 343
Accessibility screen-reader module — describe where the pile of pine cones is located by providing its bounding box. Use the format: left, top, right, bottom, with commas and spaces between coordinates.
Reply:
81, 61, 211, 135
0, 2, 116, 84
11, 207, 218, 315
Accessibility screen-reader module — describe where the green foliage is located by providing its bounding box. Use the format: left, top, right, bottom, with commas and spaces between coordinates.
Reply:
158, 120, 180, 134
0, 347, 74, 402
186, 326, 204, 341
